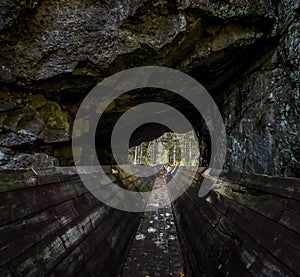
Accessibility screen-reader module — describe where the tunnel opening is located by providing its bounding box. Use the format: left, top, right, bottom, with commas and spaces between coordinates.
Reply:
128, 129, 200, 167
87, 86, 215, 276
94, 88, 212, 169
0, 1, 299, 276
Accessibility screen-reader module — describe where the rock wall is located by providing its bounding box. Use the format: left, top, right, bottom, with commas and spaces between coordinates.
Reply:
221, 10, 300, 177
0, 92, 73, 167
0, 0, 278, 85
0, 0, 299, 176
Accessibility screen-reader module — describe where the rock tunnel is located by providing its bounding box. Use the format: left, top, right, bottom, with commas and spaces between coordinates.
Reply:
0, 0, 300, 276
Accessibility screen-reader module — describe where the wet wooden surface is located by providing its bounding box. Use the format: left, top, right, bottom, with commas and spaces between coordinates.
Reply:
173, 170, 300, 276
122, 169, 185, 277
0, 167, 140, 276
1, 167, 299, 276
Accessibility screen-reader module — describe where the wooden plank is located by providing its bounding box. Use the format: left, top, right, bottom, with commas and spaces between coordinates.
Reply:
0, 207, 60, 267
0, 179, 88, 226
216, 180, 300, 234
0, 192, 100, 267
174, 192, 251, 276
211, 190, 300, 275
175, 180, 300, 276
0, 167, 109, 193
278, 209, 300, 235
173, 202, 223, 277
11, 204, 110, 276
215, 216, 297, 277
49, 210, 125, 275
221, 172, 300, 200
79, 214, 136, 277
213, 180, 291, 221
188, 183, 297, 276
100, 216, 140, 277
173, 207, 206, 276
74, 211, 130, 276
0, 265, 12, 277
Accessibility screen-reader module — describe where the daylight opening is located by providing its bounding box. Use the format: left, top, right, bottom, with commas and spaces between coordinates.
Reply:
128, 131, 199, 166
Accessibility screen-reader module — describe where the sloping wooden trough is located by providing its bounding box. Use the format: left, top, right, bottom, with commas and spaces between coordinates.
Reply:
0, 167, 141, 276
0, 167, 299, 276
173, 170, 300, 276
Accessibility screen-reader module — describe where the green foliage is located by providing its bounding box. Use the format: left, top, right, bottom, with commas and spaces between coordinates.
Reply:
145, 181, 153, 191
129, 131, 199, 166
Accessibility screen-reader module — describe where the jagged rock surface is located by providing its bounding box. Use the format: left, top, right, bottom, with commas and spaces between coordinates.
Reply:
0, 0, 299, 175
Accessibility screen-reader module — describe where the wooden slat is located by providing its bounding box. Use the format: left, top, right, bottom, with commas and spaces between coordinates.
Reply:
0, 179, 88, 226
174, 191, 251, 276
0, 193, 99, 267
217, 194, 300, 275
187, 184, 297, 276
215, 216, 297, 276
49, 210, 127, 275
213, 180, 300, 233
173, 172, 300, 277
11, 204, 110, 276
222, 172, 300, 200
0, 167, 145, 276
74, 211, 133, 276
100, 217, 140, 277
0, 167, 108, 193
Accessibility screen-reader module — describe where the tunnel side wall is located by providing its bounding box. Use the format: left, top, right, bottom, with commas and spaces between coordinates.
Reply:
221, 11, 300, 177
0, 167, 141, 276
173, 169, 300, 276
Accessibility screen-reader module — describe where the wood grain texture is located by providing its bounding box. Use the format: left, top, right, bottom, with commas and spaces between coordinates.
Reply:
0, 167, 140, 276
173, 170, 300, 276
